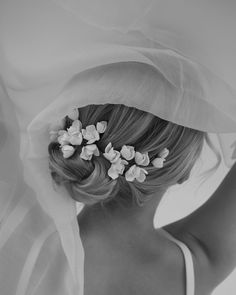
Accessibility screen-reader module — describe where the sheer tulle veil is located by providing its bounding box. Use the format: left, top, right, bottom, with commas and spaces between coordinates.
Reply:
0, 0, 236, 294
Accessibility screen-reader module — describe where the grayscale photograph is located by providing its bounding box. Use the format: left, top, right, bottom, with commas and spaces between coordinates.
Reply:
0, 1, 236, 294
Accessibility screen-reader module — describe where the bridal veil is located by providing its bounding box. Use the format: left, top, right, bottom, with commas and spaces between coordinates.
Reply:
0, 0, 236, 294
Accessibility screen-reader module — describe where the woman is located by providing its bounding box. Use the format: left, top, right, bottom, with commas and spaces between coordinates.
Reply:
46, 100, 235, 295
1, 1, 236, 295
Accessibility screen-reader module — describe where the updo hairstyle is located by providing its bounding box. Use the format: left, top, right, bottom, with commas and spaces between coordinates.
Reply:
48, 104, 219, 207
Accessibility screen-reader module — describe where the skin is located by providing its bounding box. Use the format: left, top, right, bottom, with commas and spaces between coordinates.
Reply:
77, 162, 236, 295
164, 162, 236, 292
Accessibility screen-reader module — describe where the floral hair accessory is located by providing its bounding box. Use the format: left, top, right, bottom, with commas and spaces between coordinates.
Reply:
125, 164, 148, 183
80, 144, 100, 160
82, 125, 100, 144
57, 130, 71, 146
50, 107, 169, 182
67, 120, 83, 145
103, 142, 121, 163
151, 148, 169, 168
120, 145, 135, 160
96, 121, 107, 133
103, 144, 169, 182
67, 107, 79, 121
61, 145, 75, 159
108, 157, 129, 180
49, 108, 107, 159
134, 151, 150, 166
57, 120, 83, 147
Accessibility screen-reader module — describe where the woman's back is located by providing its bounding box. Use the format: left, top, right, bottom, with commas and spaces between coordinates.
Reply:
78, 209, 198, 295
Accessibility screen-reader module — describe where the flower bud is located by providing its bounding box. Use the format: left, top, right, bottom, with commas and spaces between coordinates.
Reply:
158, 148, 169, 159
135, 152, 150, 166
96, 121, 107, 133
120, 145, 135, 160
82, 125, 100, 144
67, 108, 79, 121
152, 157, 165, 168
61, 145, 75, 158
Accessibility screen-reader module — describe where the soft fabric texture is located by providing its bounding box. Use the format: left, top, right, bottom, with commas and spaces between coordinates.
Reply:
0, 0, 236, 294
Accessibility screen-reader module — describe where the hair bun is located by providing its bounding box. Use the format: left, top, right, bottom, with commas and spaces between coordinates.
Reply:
48, 143, 118, 205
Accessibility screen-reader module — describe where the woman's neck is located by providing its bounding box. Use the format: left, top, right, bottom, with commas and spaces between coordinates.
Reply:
77, 190, 167, 239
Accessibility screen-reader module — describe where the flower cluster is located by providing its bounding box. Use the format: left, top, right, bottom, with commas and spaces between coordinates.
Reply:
49, 107, 169, 183
103, 143, 169, 183
49, 107, 107, 159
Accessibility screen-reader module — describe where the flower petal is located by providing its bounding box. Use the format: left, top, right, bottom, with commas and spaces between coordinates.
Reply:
87, 137, 99, 144
82, 125, 100, 143
67, 108, 79, 121
86, 144, 100, 156
96, 121, 107, 133
152, 157, 164, 168
80, 144, 100, 160
136, 172, 146, 182
120, 145, 135, 160
80, 146, 92, 160
135, 167, 148, 182
110, 151, 120, 163
87, 125, 96, 132
121, 159, 129, 166
134, 151, 142, 164
61, 145, 75, 158
108, 165, 119, 180
111, 158, 126, 175
104, 142, 112, 153
58, 131, 71, 146
67, 120, 82, 135
142, 155, 150, 166
69, 133, 83, 145
135, 152, 150, 166
125, 165, 137, 182
158, 148, 169, 159
103, 143, 120, 163
93, 148, 100, 157
140, 168, 148, 175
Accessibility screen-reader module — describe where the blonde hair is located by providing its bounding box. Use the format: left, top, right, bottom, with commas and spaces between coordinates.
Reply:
48, 103, 220, 206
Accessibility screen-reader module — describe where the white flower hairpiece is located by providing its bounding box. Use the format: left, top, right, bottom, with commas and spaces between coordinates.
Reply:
49, 108, 107, 160
107, 157, 129, 180
125, 164, 148, 183
49, 108, 169, 183
151, 148, 169, 168
135, 151, 150, 166
80, 144, 100, 160
61, 145, 75, 159
82, 125, 100, 144
103, 142, 120, 163
67, 107, 79, 121
103, 142, 169, 183
120, 145, 135, 160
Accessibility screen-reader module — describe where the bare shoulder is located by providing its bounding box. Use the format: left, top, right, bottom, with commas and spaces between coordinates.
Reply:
118, 230, 187, 295
163, 223, 219, 295
162, 163, 236, 293
127, 228, 206, 295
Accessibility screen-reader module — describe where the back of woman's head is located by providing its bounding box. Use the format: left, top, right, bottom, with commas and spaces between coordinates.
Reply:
48, 103, 210, 207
